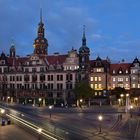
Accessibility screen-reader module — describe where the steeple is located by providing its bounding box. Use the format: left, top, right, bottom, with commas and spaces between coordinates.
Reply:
40, 8, 42, 23
79, 25, 90, 71
33, 8, 48, 56
38, 8, 44, 38
82, 25, 86, 46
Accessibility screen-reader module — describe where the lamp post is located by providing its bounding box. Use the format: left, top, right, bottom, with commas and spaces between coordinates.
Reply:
130, 105, 133, 118
37, 128, 42, 140
98, 115, 103, 133
79, 99, 83, 108
134, 97, 138, 106
7, 96, 10, 103
120, 94, 124, 106
49, 105, 52, 118
38, 98, 42, 107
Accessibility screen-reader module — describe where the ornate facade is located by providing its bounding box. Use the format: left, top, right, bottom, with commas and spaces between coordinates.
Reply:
0, 11, 140, 106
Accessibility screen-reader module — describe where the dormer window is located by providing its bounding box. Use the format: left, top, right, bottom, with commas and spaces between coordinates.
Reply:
119, 71, 122, 74
97, 68, 101, 72
1, 60, 5, 65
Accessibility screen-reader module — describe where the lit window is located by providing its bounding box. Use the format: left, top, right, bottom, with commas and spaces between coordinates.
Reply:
113, 78, 115, 82
132, 70, 136, 73
118, 78, 123, 82
113, 70, 115, 74
95, 77, 97, 81
97, 68, 101, 72
98, 84, 102, 89
132, 84, 136, 88
119, 71, 122, 74
125, 84, 129, 88
118, 84, 124, 88
95, 92, 97, 96
126, 70, 128, 73
138, 84, 140, 88
90, 77, 93, 81
126, 78, 128, 81
90, 84, 93, 89
95, 84, 97, 89
98, 77, 101, 81
132, 77, 136, 80
99, 92, 102, 96
113, 84, 115, 88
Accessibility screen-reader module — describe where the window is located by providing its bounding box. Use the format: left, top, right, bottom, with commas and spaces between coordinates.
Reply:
95, 92, 97, 96
126, 78, 128, 81
118, 78, 123, 82
48, 75, 53, 81
95, 84, 97, 89
97, 68, 101, 72
95, 77, 97, 81
119, 71, 122, 74
125, 84, 129, 88
48, 83, 53, 89
90, 84, 93, 89
25, 68, 29, 72
66, 74, 73, 81
99, 92, 102, 96
113, 78, 115, 82
57, 83, 63, 90
126, 70, 128, 73
138, 84, 140, 88
57, 75, 63, 81
113, 84, 115, 88
132, 84, 135, 88
98, 77, 101, 81
132, 77, 136, 80
113, 70, 115, 74
32, 68, 36, 72
98, 84, 102, 89
132, 70, 136, 74
90, 77, 93, 81
40, 67, 44, 72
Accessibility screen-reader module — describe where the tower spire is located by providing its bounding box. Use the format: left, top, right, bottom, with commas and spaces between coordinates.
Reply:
82, 25, 86, 46
40, 8, 42, 23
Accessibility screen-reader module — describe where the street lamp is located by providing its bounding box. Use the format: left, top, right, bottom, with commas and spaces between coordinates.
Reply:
79, 99, 83, 108
49, 105, 52, 118
134, 97, 138, 106
1, 109, 5, 114
98, 115, 103, 133
118, 98, 121, 106
38, 98, 42, 107
37, 128, 42, 140
130, 105, 133, 118
7, 96, 10, 103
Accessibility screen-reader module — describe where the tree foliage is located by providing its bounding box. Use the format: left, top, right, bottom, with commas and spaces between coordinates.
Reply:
111, 87, 127, 98
73, 82, 93, 99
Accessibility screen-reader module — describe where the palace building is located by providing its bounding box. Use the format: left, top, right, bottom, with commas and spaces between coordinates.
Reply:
0, 10, 140, 106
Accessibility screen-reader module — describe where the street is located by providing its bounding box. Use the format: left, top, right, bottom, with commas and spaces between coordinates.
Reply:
0, 103, 140, 140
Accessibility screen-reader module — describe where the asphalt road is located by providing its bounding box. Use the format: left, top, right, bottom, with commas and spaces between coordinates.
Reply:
1, 103, 140, 140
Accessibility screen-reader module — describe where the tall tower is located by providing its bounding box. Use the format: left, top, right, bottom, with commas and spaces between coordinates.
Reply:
10, 43, 16, 57
33, 9, 48, 56
79, 25, 90, 70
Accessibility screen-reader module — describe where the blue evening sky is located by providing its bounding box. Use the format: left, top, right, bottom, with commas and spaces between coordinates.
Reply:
0, 0, 140, 62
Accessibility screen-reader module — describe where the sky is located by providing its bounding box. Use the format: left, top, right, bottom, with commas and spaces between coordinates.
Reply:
0, 0, 140, 62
